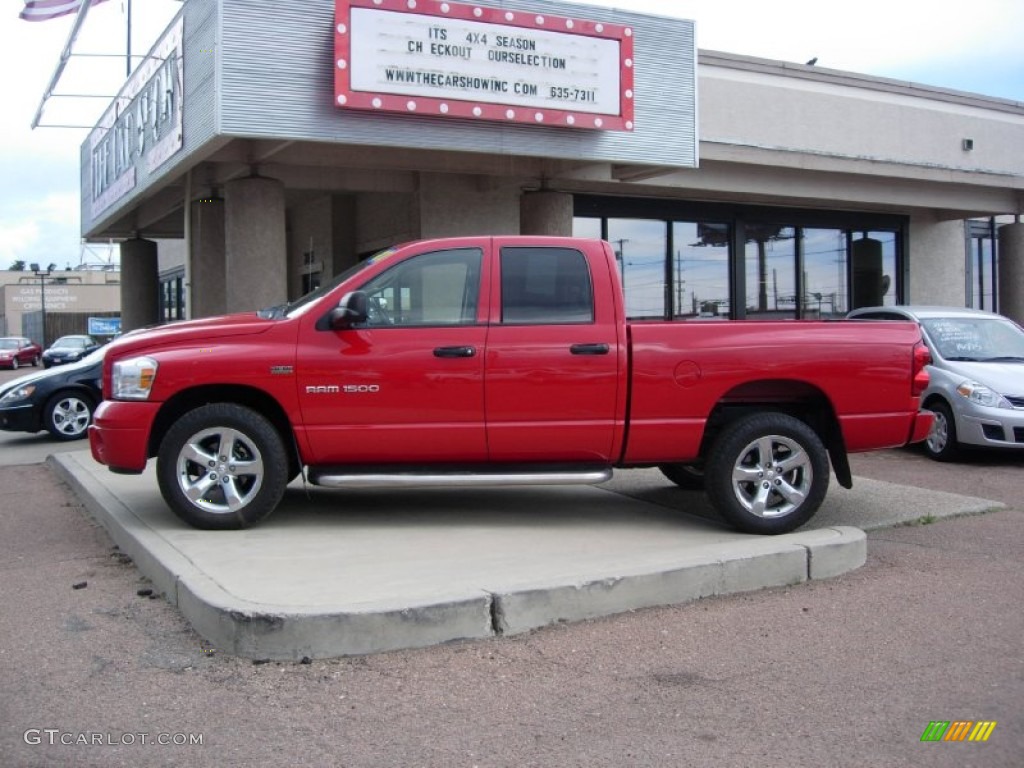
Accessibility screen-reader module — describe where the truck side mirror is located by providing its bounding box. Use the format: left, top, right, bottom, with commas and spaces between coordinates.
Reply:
326, 291, 369, 330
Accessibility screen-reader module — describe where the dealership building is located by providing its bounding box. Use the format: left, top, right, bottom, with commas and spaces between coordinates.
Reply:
79, 0, 1024, 330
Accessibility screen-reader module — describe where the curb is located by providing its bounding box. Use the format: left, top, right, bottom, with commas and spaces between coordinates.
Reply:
51, 452, 866, 660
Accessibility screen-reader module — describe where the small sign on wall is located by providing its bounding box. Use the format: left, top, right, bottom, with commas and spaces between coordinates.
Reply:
334, 0, 635, 131
88, 316, 122, 337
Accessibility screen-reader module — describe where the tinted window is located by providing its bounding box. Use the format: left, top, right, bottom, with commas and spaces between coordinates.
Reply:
500, 247, 594, 324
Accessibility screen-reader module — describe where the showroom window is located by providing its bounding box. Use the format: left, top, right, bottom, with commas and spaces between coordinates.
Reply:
966, 219, 998, 311
159, 269, 185, 322
673, 222, 731, 318
574, 197, 905, 320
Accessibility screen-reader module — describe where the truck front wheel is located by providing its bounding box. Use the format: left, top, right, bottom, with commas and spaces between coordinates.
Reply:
156, 403, 288, 530
705, 413, 829, 535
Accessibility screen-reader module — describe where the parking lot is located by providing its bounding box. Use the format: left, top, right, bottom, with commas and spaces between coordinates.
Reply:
0, 362, 1021, 767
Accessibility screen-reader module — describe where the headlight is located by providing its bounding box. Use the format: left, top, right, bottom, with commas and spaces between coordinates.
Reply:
955, 380, 1011, 409
112, 356, 158, 400
0, 384, 35, 405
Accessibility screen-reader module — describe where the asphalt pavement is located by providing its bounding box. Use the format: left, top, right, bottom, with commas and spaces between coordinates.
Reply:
0, 363, 1021, 766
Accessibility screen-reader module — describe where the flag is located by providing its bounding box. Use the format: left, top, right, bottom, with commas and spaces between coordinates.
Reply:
19, 0, 110, 22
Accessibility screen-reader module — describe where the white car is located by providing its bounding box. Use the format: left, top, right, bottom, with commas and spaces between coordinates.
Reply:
848, 306, 1024, 460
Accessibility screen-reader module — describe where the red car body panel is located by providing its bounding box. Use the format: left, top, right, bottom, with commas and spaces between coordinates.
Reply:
89, 236, 931, 477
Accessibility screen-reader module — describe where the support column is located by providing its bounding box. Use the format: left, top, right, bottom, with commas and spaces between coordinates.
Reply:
418, 173, 519, 237
189, 196, 226, 318
520, 191, 573, 236
998, 222, 1024, 324
120, 238, 159, 332
225, 175, 287, 313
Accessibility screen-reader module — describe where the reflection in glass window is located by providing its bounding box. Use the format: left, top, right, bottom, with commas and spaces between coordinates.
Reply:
673, 222, 730, 318
745, 226, 796, 319
575, 201, 904, 320
850, 231, 897, 310
573, 217, 603, 239
803, 229, 846, 318
607, 219, 667, 318
359, 248, 482, 326
966, 220, 996, 311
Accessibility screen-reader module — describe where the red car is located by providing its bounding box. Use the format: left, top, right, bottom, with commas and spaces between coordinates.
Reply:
0, 337, 42, 369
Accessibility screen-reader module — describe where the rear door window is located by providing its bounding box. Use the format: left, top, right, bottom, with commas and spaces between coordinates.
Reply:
500, 247, 594, 324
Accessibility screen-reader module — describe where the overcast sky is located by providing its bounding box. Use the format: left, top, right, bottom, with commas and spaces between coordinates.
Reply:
1, 0, 1022, 271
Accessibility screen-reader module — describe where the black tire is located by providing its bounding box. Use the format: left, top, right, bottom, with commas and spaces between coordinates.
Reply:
10, 358, 18, 370
658, 463, 706, 490
43, 391, 95, 441
156, 403, 289, 530
705, 413, 830, 535
923, 400, 960, 462
32, 355, 40, 367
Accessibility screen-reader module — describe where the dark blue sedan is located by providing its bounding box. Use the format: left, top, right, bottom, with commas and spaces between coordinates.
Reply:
0, 349, 103, 440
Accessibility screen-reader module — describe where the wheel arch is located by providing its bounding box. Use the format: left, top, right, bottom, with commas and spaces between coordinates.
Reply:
147, 385, 301, 478
921, 392, 952, 411
44, 384, 98, 408
699, 378, 851, 488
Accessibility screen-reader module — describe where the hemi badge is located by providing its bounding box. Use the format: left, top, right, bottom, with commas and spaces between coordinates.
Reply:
270, 365, 294, 375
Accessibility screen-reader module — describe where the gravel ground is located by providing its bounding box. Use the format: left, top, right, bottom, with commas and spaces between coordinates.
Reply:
1, 452, 1021, 767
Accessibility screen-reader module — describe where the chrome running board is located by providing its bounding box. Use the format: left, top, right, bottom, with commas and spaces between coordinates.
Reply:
309, 468, 613, 489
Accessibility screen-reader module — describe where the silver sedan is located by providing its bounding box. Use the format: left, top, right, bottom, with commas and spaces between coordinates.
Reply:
848, 305, 1024, 461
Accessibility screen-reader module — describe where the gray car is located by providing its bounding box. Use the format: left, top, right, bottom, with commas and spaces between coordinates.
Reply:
848, 306, 1024, 460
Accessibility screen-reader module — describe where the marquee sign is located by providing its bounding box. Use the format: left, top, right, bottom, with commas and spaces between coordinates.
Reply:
334, 0, 635, 130
89, 17, 184, 219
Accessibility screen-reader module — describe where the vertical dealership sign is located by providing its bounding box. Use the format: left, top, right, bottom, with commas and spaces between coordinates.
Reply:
334, 0, 634, 130
89, 17, 185, 219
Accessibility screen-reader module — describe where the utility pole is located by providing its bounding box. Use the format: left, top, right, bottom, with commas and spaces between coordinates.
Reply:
32, 266, 53, 348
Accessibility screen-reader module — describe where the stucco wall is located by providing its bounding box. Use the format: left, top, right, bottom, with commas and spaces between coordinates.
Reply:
418, 173, 522, 239
907, 216, 966, 305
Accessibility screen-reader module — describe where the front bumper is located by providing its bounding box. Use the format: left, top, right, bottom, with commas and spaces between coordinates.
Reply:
955, 402, 1024, 450
0, 404, 40, 433
88, 399, 161, 473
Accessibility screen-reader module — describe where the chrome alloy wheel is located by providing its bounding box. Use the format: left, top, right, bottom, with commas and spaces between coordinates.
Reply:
729, 435, 813, 519
926, 409, 949, 455
50, 396, 92, 437
175, 426, 265, 514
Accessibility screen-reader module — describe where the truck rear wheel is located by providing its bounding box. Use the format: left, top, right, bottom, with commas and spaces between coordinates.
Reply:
705, 413, 829, 535
156, 403, 288, 530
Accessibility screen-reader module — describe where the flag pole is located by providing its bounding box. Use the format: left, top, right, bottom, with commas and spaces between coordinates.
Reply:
126, 0, 132, 76
30, 0, 97, 129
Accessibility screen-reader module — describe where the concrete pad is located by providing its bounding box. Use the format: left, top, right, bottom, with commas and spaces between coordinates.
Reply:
48, 452, 1001, 660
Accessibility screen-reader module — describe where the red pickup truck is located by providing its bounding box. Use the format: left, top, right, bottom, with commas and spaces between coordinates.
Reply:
89, 236, 932, 534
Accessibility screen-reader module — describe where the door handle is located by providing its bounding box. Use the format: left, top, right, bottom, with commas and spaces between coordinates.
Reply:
433, 346, 477, 358
570, 343, 610, 355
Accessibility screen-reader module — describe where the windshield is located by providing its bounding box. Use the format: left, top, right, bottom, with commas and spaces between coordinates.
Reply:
0, 339, 17, 349
921, 316, 1024, 361
275, 247, 403, 319
54, 336, 86, 348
